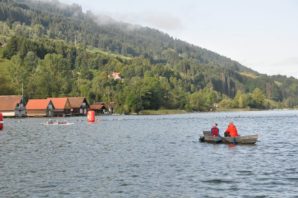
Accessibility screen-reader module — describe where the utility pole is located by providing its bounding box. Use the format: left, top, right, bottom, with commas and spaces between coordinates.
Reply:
75, 34, 77, 47
22, 82, 24, 97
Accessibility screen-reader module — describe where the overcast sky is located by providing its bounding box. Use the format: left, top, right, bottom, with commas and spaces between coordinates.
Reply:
59, 0, 298, 78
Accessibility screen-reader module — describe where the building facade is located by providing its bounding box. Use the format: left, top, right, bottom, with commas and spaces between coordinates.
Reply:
0, 95, 26, 117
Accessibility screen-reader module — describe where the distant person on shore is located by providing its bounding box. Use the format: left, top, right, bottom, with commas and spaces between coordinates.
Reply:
211, 123, 219, 137
224, 122, 239, 137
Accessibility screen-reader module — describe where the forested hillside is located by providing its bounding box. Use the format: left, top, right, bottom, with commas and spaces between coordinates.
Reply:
1, 0, 298, 113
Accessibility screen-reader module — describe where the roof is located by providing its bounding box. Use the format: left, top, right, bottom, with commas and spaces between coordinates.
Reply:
48, 98, 71, 110
90, 103, 107, 110
0, 95, 23, 111
111, 72, 121, 80
26, 99, 53, 110
68, 97, 87, 108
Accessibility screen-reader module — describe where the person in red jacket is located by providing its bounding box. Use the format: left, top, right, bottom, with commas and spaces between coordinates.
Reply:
224, 122, 239, 137
211, 123, 219, 136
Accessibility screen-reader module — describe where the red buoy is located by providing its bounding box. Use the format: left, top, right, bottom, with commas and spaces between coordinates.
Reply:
0, 113, 3, 130
87, 110, 95, 123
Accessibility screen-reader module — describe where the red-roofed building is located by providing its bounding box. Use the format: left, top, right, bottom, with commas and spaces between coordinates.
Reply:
48, 98, 71, 117
110, 72, 122, 80
0, 95, 26, 117
68, 97, 89, 116
26, 99, 55, 117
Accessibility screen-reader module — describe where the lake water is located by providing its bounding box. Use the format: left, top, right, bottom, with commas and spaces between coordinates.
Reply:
0, 110, 298, 197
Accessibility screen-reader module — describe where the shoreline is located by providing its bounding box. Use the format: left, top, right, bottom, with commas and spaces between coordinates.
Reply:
1, 108, 297, 118
139, 108, 297, 115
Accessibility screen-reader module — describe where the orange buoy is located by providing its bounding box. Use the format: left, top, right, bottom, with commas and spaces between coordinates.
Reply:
87, 110, 95, 123
0, 113, 3, 130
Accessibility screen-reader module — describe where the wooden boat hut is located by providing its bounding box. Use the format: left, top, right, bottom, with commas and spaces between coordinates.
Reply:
89, 102, 107, 114
48, 97, 71, 117
26, 99, 55, 117
0, 95, 26, 117
68, 97, 89, 116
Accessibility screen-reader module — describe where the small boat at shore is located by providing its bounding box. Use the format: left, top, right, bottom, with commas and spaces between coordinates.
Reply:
43, 120, 74, 126
199, 131, 258, 145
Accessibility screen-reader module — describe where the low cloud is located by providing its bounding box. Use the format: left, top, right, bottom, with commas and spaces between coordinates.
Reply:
106, 12, 184, 31
86, 11, 117, 25
140, 13, 184, 31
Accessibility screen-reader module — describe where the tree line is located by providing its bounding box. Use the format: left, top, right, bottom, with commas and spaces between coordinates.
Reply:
1, 0, 298, 113
2, 35, 298, 114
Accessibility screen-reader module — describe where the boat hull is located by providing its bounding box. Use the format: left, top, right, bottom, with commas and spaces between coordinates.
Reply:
200, 131, 258, 144
43, 120, 74, 126
222, 135, 258, 144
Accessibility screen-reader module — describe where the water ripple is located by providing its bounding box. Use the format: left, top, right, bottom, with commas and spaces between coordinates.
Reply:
1, 111, 298, 197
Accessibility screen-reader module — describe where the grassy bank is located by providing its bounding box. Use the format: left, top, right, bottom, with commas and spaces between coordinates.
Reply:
139, 107, 289, 115
215, 108, 253, 112
139, 109, 188, 115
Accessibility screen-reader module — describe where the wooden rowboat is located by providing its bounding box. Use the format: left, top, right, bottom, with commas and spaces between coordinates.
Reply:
199, 131, 223, 144
199, 131, 258, 145
222, 135, 258, 144
43, 120, 74, 126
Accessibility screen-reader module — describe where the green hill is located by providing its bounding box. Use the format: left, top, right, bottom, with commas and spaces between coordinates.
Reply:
1, 0, 298, 113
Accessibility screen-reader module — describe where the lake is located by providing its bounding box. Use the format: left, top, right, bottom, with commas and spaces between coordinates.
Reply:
0, 110, 298, 197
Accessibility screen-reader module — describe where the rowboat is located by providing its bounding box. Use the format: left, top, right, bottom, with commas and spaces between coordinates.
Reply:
43, 120, 74, 126
199, 131, 258, 145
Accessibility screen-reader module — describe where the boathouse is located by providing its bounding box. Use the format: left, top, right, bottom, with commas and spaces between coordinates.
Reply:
48, 97, 71, 117
89, 102, 107, 114
0, 95, 26, 117
68, 97, 89, 116
26, 99, 55, 117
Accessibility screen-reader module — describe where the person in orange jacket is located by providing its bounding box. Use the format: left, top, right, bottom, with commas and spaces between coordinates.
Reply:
224, 122, 239, 137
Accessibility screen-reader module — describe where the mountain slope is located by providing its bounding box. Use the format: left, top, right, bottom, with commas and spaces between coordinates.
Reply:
1, 0, 298, 112
2, 0, 254, 73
